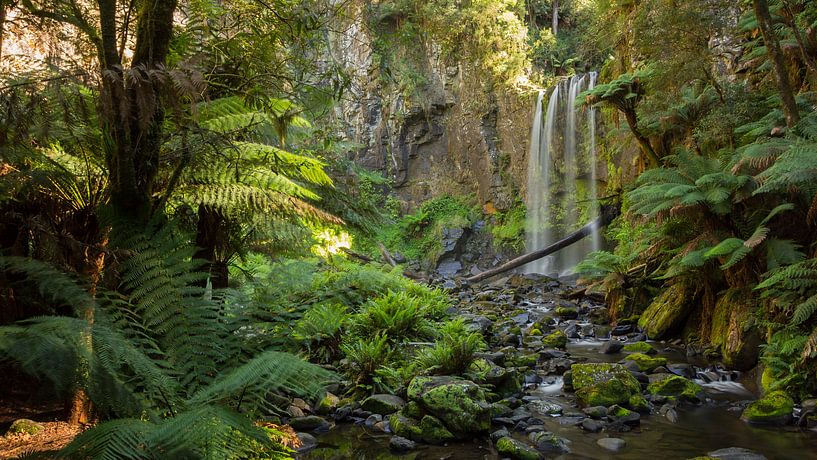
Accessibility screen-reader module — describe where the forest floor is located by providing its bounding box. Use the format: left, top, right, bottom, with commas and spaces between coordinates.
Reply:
0, 372, 82, 458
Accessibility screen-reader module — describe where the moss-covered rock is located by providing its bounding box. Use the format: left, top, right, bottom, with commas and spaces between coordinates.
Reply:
740, 391, 794, 425
496, 437, 541, 460
315, 392, 339, 415
623, 353, 667, 372
361, 394, 406, 415
622, 341, 656, 355
570, 363, 641, 407
389, 413, 422, 440
542, 330, 567, 349
407, 376, 491, 435
708, 289, 762, 371
418, 415, 455, 444
7, 419, 43, 435
638, 283, 693, 339
647, 375, 703, 402
628, 394, 650, 412
555, 307, 578, 319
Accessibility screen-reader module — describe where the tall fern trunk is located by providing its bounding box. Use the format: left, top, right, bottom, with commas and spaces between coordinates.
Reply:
194, 206, 230, 289
67, 236, 107, 425
98, 0, 178, 220
623, 109, 660, 168
753, 0, 800, 127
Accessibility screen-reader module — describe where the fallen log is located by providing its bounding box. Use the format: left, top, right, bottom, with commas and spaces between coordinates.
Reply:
466, 204, 620, 283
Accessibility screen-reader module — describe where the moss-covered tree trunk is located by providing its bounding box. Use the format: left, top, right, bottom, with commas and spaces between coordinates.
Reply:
753, 0, 800, 127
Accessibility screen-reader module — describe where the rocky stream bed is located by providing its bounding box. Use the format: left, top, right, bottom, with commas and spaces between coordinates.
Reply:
291, 275, 817, 459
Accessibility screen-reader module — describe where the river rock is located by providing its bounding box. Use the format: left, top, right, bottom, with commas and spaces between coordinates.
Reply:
528, 431, 570, 454
581, 418, 604, 432
315, 392, 339, 415
623, 353, 667, 372
542, 330, 567, 349
361, 394, 406, 415
389, 436, 416, 452
417, 415, 455, 444
289, 415, 330, 432
406, 376, 491, 435
622, 341, 657, 354
740, 391, 794, 425
597, 437, 626, 452
600, 340, 624, 354
490, 427, 510, 441
647, 375, 704, 402
608, 405, 641, 425
570, 363, 642, 407
706, 447, 768, 459
582, 406, 608, 418
496, 437, 542, 460
296, 432, 317, 452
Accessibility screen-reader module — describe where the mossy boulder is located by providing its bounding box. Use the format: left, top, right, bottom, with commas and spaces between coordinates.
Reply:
389, 413, 422, 440
638, 283, 693, 339
7, 419, 43, 435
622, 341, 657, 355
407, 376, 491, 435
740, 391, 794, 425
555, 307, 578, 319
496, 437, 541, 460
361, 394, 406, 415
315, 392, 339, 415
467, 359, 520, 397
570, 363, 642, 407
628, 394, 650, 412
542, 330, 567, 349
647, 375, 703, 402
418, 415, 455, 444
623, 353, 667, 372
708, 289, 762, 371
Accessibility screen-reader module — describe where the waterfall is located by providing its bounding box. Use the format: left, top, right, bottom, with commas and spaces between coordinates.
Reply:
524, 72, 601, 276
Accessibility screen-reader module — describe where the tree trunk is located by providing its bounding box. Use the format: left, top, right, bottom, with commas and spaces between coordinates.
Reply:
98, 0, 178, 220
623, 109, 660, 168
753, 0, 800, 127
466, 205, 620, 283
552, 0, 559, 36
194, 206, 230, 289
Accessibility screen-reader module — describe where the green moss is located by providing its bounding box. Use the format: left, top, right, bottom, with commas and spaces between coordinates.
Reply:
542, 330, 567, 349
628, 394, 650, 412
404, 401, 423, 418
571, 363, 641, 407
496, 437, 541, 460
609, 405, 634, 418
622, 341, 656, 354
489, 201, 527, 252
529, 328, 542, 336
741, 391, 794, 425
389, 413, 422, 440
418, 415, 455, 444
708, 288, 760, 371
647, 375, 703, 402
760, 367, 777, 393
7, 419, 43, 435
407, 376, 491, 435
638, 283, 693, 339
555, 307, 578, 319
624, 353, 667, 372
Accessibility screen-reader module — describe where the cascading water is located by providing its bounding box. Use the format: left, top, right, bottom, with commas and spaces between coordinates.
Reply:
524, 72, 601, 276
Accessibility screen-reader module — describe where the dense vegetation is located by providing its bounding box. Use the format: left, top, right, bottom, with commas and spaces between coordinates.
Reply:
1, 0, 816, 457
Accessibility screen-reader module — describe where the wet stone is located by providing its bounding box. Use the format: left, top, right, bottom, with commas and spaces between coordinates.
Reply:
599, 340, 624, 354
389, 436, 416, 452
597, 437, 626, 452
581, 418, 604, 432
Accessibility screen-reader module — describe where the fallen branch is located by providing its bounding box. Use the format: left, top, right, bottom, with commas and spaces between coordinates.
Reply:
466, 204, 620, 283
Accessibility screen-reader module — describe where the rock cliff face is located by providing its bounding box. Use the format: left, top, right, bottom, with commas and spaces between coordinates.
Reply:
328, 4, 533, 212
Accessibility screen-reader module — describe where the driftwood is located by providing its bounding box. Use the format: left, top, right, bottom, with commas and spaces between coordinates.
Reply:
466, 204, 621, 283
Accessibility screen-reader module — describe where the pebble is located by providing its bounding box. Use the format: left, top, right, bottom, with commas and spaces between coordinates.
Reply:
389, 436, 416, 452
600, 340, 623, 354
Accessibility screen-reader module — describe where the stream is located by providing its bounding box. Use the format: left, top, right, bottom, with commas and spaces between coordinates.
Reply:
299, 275, 817, 459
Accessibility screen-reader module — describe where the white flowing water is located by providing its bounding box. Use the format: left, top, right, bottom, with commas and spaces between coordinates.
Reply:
524, 73, 601, 276
524, 87, 560, 274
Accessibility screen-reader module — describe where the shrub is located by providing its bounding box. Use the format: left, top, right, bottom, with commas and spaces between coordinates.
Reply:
292, 303, 349, 364
417, 319, 486, 375
341, 333, 394, 389
350, 291, 435, 342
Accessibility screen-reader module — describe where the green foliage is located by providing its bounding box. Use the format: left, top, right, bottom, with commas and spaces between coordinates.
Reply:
350, 291, 436, 343
373, 195, 478, 264
489, 201, 527, 252
292, 303, 349, 364
340, 334, 394, 389
417, 319, 486, 375
0, 226, 332, 458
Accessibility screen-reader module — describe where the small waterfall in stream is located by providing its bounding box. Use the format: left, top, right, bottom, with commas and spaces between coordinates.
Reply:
524, 73, 601, 276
